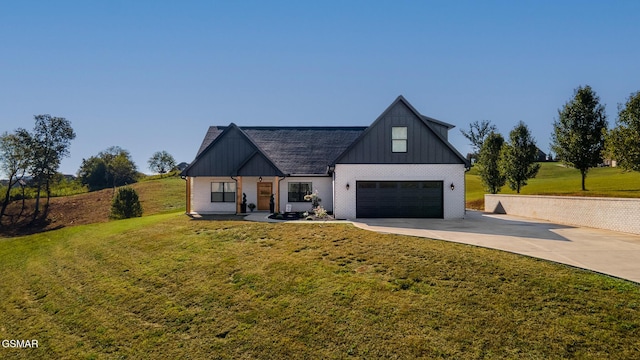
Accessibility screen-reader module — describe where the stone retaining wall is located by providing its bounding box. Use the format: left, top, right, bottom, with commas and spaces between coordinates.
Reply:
485, 194, 640, 235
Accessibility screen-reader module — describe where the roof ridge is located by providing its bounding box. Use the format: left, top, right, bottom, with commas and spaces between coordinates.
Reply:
239, 126, 368, 130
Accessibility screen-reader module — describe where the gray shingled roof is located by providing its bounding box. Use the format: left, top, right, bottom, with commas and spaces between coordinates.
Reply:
196, 126, 366, 175
196, 126, 225, 156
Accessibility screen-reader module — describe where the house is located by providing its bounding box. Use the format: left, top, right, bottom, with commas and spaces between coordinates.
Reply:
536, 148, 547, 162
181, 96, 470, 219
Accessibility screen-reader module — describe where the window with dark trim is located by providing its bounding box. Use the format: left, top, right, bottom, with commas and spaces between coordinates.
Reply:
211, 182, 236, 202
288, 182, 312, 202
392, 126, 408, 153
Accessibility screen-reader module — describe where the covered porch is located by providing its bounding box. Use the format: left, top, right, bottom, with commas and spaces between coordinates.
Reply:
235, 175, 283, 214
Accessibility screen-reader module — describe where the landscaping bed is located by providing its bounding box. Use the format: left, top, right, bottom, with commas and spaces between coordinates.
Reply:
268, 210, 335, 221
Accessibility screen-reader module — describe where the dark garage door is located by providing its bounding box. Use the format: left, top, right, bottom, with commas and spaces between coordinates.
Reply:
356, 181, 443, 218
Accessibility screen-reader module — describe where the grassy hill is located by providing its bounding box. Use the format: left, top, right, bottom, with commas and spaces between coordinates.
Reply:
466, 162, 640, 209
0, 176, 185, 236
1, 213, 639, 359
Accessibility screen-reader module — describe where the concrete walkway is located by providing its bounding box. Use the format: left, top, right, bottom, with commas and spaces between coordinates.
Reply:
351, 211, 640, 283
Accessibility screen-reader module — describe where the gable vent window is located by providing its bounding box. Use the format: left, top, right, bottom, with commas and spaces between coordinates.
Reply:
392, 126, 408, 153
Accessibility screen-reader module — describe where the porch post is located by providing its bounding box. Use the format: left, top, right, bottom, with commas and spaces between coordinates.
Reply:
236, 176, 243, 214
186, 176, 191, 214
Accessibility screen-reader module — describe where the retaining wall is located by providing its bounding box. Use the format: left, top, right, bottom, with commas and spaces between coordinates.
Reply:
485, 194, 640, 235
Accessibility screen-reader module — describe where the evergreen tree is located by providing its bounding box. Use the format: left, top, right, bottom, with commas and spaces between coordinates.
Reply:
110, 187, 143, 219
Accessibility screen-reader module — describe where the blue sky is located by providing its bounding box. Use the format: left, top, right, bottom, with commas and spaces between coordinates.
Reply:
1, 1, 639, 175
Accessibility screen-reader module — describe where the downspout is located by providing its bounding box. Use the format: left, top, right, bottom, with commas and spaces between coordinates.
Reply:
278, 175, 286, 213
332, 170, 336, 218
328, 164, 336, 219
231, 175, 238, 214
464, 164, 471, 217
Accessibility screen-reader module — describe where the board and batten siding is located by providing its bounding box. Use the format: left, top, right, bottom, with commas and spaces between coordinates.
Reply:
337, 101, 464, 165
186, 126, 281, 177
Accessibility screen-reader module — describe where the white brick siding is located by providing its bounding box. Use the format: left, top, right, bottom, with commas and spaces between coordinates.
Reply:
190, 176, 334, 214
190, 176, 236, 214
485, 195, 640, 235
334, 164, 466, 220
279, 177, 333, 213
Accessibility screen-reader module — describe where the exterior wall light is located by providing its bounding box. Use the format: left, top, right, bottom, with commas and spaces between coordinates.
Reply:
346, 183, 350, 190
259, 176, 263, 182
450, 183, 455, 191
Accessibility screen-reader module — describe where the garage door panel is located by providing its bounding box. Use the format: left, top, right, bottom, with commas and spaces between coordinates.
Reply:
356, 181, 443, 218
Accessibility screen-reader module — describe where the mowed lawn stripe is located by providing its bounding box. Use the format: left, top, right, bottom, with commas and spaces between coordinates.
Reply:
1, 214, 639, 359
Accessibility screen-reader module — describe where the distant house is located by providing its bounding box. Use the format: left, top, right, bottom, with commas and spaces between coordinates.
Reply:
537, 149, 547, 162
603, 158, 617, 167
176, 162, 189, 171
181, 96, 470, 219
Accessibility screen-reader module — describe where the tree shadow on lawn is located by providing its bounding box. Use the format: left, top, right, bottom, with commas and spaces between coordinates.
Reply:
0, 207, 63, 238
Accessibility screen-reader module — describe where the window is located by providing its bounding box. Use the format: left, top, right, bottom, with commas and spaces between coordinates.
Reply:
392, 126, 407, 153
211, 182, 236, 202
288, 182, 312, 202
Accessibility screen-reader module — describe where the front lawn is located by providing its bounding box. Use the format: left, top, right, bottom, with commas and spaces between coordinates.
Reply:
1, 214, 639, 358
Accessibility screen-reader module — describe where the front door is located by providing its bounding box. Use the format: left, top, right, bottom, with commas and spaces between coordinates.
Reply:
257, 182, 272, 210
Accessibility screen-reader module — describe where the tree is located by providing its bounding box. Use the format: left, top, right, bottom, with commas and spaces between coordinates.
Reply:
78, 146, 137, 191
148, 150, 176, 176
110, 187, 143, 219
477, 131, 506, 194
606, 91, 640, 172
0, 130, 32, 226
29, 115, 76, 217
78, 156, 109, 191
500, 121, 540, 193
107, 149, 137, 188
460, 120, 497, 162
552, 85, 608, 190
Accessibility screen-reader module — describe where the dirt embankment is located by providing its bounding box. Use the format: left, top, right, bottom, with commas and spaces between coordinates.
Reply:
0, 188, 114, 236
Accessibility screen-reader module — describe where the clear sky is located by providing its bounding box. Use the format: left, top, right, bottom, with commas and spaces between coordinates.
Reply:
1, 1, 639, 175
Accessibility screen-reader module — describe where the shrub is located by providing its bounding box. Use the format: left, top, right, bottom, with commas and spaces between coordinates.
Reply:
110, 187, 143, 220
314, 206, 328, 218
276, 214, 284, 220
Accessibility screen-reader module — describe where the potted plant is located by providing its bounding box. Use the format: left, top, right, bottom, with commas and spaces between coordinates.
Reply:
241, 193, 247, 213
248, 203, 256, 212
269, 194, 275, 213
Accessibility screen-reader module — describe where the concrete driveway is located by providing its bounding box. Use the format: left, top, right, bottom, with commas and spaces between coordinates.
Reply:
352, 210, 640, 283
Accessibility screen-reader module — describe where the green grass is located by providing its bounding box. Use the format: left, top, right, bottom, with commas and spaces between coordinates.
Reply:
131, 176, 186, 215
466, 162, 640, 208
1, 214, 639, 359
